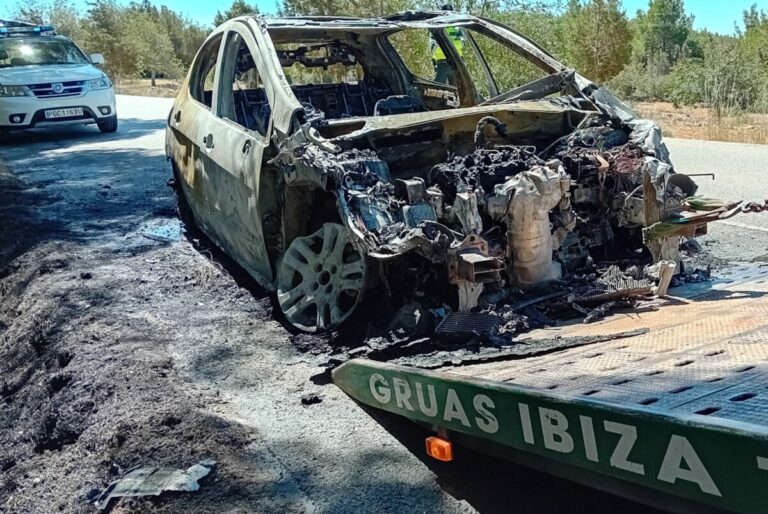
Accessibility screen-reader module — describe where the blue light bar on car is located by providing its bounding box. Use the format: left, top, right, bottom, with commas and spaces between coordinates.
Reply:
0, 20, 56, 37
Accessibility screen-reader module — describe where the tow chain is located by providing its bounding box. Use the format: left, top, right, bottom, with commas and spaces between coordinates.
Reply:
721, 200, 768, 219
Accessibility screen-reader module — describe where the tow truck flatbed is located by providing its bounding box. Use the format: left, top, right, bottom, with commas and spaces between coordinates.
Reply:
333, 264, 768, 513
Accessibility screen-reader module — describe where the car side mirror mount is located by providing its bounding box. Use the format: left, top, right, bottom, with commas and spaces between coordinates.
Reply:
90, 53, 105, 65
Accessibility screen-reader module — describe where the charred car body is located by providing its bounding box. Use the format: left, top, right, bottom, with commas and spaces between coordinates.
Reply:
166, 11, 721, 333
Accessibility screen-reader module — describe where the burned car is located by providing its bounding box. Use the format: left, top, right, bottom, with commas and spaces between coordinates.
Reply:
165, 11, 724, 333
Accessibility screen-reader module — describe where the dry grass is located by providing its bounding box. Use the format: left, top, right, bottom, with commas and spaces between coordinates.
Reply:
114, 78, 180, 98
634, 101, 768, 144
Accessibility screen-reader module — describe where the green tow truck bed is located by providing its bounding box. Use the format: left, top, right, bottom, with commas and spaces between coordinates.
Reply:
333, 264, 768, 513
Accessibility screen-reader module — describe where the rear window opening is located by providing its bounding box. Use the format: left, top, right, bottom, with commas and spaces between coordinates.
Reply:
276, 40, 399, 120
278, 42, 364, 85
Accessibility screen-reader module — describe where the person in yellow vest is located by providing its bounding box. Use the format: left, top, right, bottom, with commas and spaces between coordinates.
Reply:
431, 5, 464, 84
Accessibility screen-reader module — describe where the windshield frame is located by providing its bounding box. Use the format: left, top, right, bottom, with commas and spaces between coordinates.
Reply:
0, 37, 91, 68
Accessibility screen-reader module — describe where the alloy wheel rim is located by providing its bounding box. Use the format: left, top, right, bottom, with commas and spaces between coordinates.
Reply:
277, 223, 366, 332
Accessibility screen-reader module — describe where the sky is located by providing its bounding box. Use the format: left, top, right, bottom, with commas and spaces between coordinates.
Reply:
4, 0, 768, 34
622, 0, 766, 34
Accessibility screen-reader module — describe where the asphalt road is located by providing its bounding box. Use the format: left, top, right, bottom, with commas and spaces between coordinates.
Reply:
666, 136, 768, 230
2, 95, 766, 513
666, 138, 768, 262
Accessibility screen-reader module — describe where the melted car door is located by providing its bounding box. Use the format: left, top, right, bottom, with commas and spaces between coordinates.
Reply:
194, 26, 274, 286
168, 33, 222, 215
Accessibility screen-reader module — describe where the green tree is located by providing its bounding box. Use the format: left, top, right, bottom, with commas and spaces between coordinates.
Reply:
214, 0, 259, 26
80, 0, 135, 78
157, 7, 208, 68
739, 5, 768, 110
10, 0, 84, 38
486, 2, 569, 62
127, 9, 184, 85
667, 36, 760, 111
9, 0, 208, 83
11, 0, 46, 24
564, 0, 631, 82
741, 5, 768, 66
126, 0, 206, 69
633, 0, 693, 72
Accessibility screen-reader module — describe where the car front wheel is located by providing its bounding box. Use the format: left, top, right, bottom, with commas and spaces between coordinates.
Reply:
97, 115, 118, 133
277, 223, 366, 332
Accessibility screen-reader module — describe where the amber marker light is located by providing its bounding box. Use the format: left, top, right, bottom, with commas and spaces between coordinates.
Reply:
425, 436, 453, 462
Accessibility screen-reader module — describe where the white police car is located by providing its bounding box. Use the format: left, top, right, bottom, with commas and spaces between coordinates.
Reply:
0, 20, 117, 138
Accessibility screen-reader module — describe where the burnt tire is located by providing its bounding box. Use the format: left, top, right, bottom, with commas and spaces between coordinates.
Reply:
277, 223, 366, 332
97, 115, 118, 133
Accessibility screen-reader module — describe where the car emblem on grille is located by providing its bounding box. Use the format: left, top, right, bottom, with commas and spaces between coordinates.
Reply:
52, 83, 64, 94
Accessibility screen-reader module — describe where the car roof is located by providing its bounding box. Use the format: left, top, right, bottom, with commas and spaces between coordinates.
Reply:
260, 11, 479, 29
218, 10, 564, 78
243, 10, 557, 61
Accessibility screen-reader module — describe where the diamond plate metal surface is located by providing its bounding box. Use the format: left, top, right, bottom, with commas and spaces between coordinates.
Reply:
444, 266, 768, 426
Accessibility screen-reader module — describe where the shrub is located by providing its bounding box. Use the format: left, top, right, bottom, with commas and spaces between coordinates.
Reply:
608, 62, 670, 102
665, 40, 762, 112
665, 59, 706, 106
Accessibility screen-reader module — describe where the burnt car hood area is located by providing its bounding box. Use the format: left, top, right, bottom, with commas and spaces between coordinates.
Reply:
280, 82, 697, 337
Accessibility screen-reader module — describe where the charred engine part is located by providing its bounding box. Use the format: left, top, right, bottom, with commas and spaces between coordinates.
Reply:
426, 186, 445, 219
543, 124, 630, 158
448, 235, 505, 312
564, 266, 657, 325
457, 283, 483, 313
652, 260, 676, 297
336, 150, 395, 234
454, 252, 504, 284
570, 266, 654, 305
474, 116, 508, 149
487, 162, 571, 288
375, 221, 458, 262
428, 145, 543, 203
453, 190, 483, 235
435, 312, 503, 340
557, 232, 590, 272
395, 177, 437, 228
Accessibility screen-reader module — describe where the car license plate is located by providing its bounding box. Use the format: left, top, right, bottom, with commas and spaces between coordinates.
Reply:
44, 107, 83, 119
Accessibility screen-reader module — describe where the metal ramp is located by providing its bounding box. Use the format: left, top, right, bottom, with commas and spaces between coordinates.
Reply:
445, 264, 768, 424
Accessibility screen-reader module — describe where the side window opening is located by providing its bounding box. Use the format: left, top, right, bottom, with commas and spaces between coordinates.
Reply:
387, 29, 436, 82
190, 35, 222, 109
219, 31, 271, 137
388, 28, 467, 87
386, 28, 474, 108
462, 28, 548, 100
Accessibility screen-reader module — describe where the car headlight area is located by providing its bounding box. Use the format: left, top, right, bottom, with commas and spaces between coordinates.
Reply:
88, 76, 111, 91
0, 85, 29, 97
